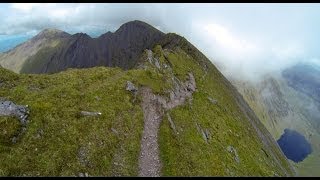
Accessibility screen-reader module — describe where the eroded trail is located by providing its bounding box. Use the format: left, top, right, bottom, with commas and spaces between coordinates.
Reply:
138, 88, 163, 177
138, 73, 196, 177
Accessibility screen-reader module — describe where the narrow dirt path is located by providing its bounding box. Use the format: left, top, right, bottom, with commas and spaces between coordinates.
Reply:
138, 73, 196, 177
138, 88, 163, 177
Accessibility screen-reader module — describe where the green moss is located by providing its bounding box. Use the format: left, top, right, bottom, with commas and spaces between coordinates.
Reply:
0, 116, 21, 144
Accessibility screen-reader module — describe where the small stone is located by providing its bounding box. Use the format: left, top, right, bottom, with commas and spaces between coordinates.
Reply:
208, 97, 218, 104
11, 137, 17, 144
111, 128, 119, 134
80, 111, 102, 116
126, 81, 138, 93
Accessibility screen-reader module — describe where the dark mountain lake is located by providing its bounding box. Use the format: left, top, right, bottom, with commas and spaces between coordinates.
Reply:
277, 128, 312, 163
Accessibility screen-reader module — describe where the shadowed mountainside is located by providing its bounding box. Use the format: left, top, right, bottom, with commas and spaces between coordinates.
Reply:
19, 20, 165, 74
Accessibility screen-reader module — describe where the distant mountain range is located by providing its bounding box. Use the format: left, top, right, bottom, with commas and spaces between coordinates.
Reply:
1, 21, 166, 74
0, 35, 32, 53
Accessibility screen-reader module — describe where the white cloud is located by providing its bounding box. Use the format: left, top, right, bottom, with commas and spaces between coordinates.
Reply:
202, 23, 260, 58
11, 3, 41, 12
189, 20, 310, 82
1, 3, 320, 83
50, 9, 68, 19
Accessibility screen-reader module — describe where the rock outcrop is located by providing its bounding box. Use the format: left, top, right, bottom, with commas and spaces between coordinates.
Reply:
0, 100, 29, 125
0, 100, 29, 143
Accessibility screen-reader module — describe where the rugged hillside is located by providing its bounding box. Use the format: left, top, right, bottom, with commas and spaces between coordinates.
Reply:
282, 63, 320, 104
0, 21, 294, 176
0, 29, 70, 73
19, 21, 165, 74
231, 67, 320, 176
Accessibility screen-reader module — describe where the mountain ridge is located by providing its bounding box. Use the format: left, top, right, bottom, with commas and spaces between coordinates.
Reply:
18, 20, 165, 74
0, 20, 295, 176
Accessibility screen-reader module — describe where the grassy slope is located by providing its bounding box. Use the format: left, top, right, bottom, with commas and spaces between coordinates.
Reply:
0, 43, 294, 176
0, 67, 146, 176
155, 46, 293, 176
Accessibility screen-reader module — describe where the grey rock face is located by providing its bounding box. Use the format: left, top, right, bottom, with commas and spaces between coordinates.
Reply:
0, 100, 29, 125
163, 73, 197, 110
146, 49, 161, 69
154, 58, 161, 69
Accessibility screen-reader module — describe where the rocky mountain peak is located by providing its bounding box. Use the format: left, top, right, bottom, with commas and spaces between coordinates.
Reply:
32, 28, 71, 40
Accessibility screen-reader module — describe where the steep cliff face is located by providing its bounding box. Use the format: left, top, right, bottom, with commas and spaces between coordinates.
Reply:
0, 21, 294, 177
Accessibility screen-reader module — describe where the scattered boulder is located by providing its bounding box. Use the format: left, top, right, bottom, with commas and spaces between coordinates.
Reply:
126, 81, 138, 93
35, 128, 44, 138
208, 97, 218, 104
195, 122, 210, 144
227, 145, 240, 163
201, 128, 210, 144
204, 129, 211, 141
78, 146, 90, 167
80, 111, 102, 117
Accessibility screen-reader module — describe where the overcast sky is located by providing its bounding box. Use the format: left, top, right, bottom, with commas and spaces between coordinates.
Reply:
1, 3, 320, 81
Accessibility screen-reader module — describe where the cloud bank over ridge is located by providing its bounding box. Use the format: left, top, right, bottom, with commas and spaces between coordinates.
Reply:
1, 3, 320, 81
